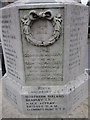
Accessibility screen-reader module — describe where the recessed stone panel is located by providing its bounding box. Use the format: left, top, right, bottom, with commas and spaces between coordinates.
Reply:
19, 8, 64, 85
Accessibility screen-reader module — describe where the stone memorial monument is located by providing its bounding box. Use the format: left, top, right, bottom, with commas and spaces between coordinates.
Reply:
1, 0, 88, 117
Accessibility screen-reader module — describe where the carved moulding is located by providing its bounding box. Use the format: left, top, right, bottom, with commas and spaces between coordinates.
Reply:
21, 10, 62, 46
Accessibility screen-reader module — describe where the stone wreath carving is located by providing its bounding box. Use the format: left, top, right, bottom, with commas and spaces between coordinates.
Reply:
21, 10, 62, 46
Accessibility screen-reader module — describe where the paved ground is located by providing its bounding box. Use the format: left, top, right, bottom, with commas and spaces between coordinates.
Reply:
0, 79, 88, 118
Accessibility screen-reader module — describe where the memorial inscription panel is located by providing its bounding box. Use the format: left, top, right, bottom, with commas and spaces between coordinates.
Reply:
23, 94, 66, 113
69, 6, 87, 71
2, 13, 19, 78
64, 5, 88, 82
2, 9, 25, 84
20, 8, 64, 85
22, 86, 67, 113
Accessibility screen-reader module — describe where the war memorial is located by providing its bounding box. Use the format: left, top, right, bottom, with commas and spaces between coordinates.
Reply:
0, 0, 89, 117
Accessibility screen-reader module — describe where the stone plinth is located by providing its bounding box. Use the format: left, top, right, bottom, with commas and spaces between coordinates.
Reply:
1, 0, 88, 116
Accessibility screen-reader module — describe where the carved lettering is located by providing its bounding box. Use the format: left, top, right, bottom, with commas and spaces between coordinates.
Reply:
20, 8, 64, 85
2, 14, 21, 80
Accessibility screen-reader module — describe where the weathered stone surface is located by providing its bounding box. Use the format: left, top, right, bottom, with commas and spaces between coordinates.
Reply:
20, 8, 64, 85
2, 73, 88, 115
1, 81, 88, 118
1, 0, 88, 117
63, 5, 88, 84
1, 7, 25, 85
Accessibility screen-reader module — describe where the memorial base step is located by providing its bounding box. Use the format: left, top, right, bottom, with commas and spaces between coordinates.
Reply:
2, 73, 88, 116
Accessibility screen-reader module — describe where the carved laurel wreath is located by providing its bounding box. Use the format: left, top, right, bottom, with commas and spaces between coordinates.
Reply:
21, 10, 62, 46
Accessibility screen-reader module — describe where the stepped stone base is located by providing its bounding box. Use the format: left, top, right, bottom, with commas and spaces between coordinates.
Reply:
2, 72, 88, 116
